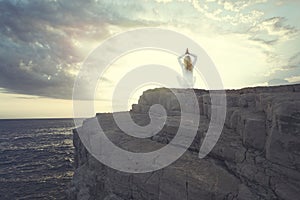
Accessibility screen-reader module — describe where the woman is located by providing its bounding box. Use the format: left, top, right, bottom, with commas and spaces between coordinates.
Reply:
178, 48, 197, 87
178, 49, 197, 72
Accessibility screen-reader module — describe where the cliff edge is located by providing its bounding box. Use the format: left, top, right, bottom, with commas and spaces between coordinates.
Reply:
68, 84, 300, 200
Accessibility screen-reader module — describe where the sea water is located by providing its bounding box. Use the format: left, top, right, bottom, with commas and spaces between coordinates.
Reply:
0, 119, 75, 199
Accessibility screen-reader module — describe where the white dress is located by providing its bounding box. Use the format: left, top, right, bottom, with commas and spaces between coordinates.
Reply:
178, 53, 197, 88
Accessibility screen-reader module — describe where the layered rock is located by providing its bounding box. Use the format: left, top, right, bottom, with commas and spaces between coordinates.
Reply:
68, 85, 300, 200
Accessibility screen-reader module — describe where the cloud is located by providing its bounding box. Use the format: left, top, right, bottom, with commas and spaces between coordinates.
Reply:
287, 51, 300, 68
268, 78, 289, 86
248, 17, 298, 44
0, 0, 299, 100
1, 0, 189, 100
216, 0, 267, 13
154, 0, 173, 3
0, 0, 123, 99
286, 75, 300, 84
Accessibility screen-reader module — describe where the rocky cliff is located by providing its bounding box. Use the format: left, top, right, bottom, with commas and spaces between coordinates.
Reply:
68, 84, 300, 200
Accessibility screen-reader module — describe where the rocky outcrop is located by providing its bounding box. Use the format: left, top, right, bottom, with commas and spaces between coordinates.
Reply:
68, 85, 300, 200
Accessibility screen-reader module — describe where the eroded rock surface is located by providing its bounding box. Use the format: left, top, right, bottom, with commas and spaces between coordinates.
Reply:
68, 85, 300, 200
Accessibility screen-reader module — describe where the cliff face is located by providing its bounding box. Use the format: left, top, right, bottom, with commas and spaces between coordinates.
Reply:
68, 85, 300, 200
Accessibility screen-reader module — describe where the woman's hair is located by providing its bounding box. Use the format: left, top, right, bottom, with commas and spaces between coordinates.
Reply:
184, 55, 193, 71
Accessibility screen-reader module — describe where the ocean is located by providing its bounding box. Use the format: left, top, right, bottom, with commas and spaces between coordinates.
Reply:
0, 119, 76, 199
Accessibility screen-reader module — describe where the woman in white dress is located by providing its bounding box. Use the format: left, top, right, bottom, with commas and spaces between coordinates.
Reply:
178, 49, 197, 88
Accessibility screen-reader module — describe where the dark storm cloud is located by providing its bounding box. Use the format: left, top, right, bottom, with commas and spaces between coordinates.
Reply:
0, 0, 133, 99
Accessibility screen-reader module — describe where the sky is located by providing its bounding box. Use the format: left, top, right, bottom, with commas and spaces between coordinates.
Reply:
0, 0, 300, 118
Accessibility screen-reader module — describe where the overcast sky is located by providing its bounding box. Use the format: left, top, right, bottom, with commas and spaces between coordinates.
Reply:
0, 0, 300, 118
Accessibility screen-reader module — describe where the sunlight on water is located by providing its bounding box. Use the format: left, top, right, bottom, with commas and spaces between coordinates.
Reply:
0, 119, 75, 199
